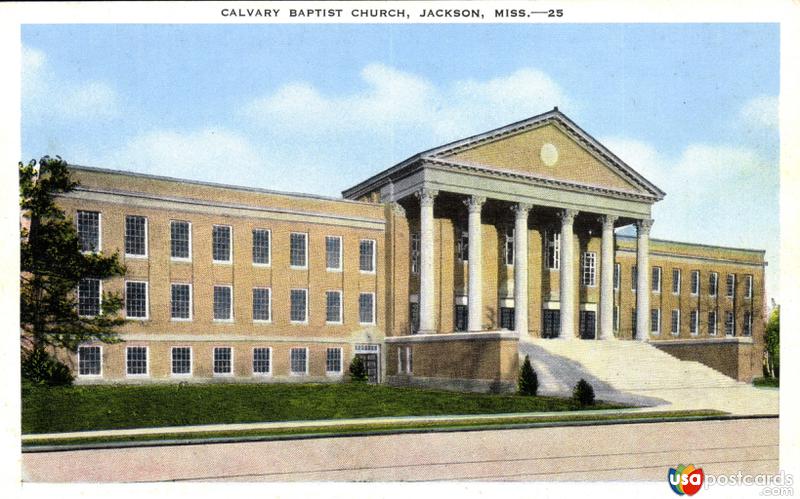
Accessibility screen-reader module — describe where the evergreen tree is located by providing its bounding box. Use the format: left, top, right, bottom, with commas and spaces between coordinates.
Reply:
765, 305, 779, 378
517, 355, 538, 396
348, 355, 368, 382
573, 378, 595, 406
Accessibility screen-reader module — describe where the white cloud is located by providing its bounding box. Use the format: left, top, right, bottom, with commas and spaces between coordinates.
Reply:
739, 95, 778, 130
242, 64, 572, 142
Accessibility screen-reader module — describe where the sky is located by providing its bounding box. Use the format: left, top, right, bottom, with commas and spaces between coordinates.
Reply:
20, 23, 780, 302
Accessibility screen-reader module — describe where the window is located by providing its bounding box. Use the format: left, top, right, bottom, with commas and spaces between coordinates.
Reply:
454, 304, 468, 331
708, 310, 718, 336
631, 265, 638, 291
252, 229, 271, 265
504, 227, 514, 266
212, 225, 232, 263
725, 311, 735, 336
671, 310, 680, 335
709, 272, 718, 296
78, 278, 101, 317
76, 210, 100, 252
125, 281, 148, 319
253, 287, 271, 322
546, 231, 560, 270
613, 305, 619, 332
290, 232, 307, 268
500, 307, 515, 330
170, 220, 191, 260
326, 291, 342, 324
579, 311, 596, 339
124, 215, 147, 257
326, 348, 342, 374
213, 347, 233, 375
406, 346, 413, 374
726, 274, 736, 298
410, 233, 421, 275
581, 252, 596, 287
325, 236, 342, 271
743, 311, 753, 336
359, 239, 376, 272
614, 263, 620, 291
691, 270, 700, 295
359, 292, 375, 324
650, 308, 660, 334
690, 310, 699, 335
213, 285, 232, 321
253, 347, 271, 375
398, 347, 406, 373
171, 283, 192, 320
290, 347, 308, 375
651, 267, 662, 293
672, 269, 681, 294
290, 288, 308, 323
78, 346, 101, 376
542, 309, 560, 338
171, 347, 191, 375
631, 308, 637, 336
745, 275, 753, 299
126, 346, 148, 376
457, 229, 469, 262
409, 302, 420, 334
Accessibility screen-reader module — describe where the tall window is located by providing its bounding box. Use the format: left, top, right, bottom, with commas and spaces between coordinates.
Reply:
326, 290, 342, 323
325, 236, 342, 271
252, 287, 271, 322
359, 240, 376, 272
504, 227, 514, 266
171, 347, 191, 375
78, 278, 101, 317
290, 232, 307, 268
651, 267, 662, 293
170, 220, 191, 260
690, 310, 699, 335
290, 347, 308, 375
631, 265, 638, 291
743, 311, 753, 336
546, 231, 560, 270
454, 304, 468, 331
124, 215, 147, 257
745, 275, 753, 299
406, 346, 413, 374
253, 347, 271, 375
614, 263, 621, 291
213, 347, 232, 375
581, 252, 596, 287
212, 225, 232, 263
171, 283, 192, 320
76, 211, 100, 252
290, 289, 307, 323
631, 308, 637, 336
359, 292, 375, 324
725, 311, 735, 336
650, 308, 660, 334
410, 233, 421, 275
709, 272, 718, 296
252, 229, 271, 265
409, 302, 420, 334
126, 346, 148, 376
326, 348, 342, 374
500, 307, 515, 330
726, 274, 736, 298
708, 310, 717, 336
213, 285, 232, 321
613, 305, 619, 332
457, 229, 469, 262
672, 269, 681, 294
671, 310, 680, 335
691, 270, 700, 295
125, 281, 148, 319
78, 346, 101, 376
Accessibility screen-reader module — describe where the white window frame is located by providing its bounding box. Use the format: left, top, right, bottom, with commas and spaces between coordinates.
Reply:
326, 347, 343, 375
581, 252, 596, 287
252, 287, 272, 323
406, 346, 413, 374
125, 346, 149, 377
613, 263, 620, 291
359, 239, 376, 273
709, 272, 718, 297
290, 288, 308, 324
289, 232, 308, 269
631, 265, 637, 291
743, 311, 753, 336
672, 268, 681, 295
651, 266, 662, 293
170, 283, 193, 322
726, 273, 736, 299
397, 347, 404, 373
709, 309, 718, 336
77, 278, 102, 318
252, 228, 272, 267
650, 308, 661, 334
252, 347, 272, 377
325, 290, 343, 325
289, 347, 309, 376
725, 311, 735, 337
325, 235, 343, 272
212, 224, 233, 264
745, 275, 753, 299
125, 280, 149, 320
213, 284, 234, 322
690, 310, 699, 336
410, 232, 421, 275
613, 305, 619, 332
504, 227, 514, 266
170, 346, 193, 377
671, 309, 680, 336
170, 220, 192, 262
457, 229, 469, 262
77, 345, 103, 377
124, 215, 148, 259
77, 210, 102, 253
212, 346, 234, 377
546, 231, 560, 270
691, 270, 700, 295
359, 292, 376, 325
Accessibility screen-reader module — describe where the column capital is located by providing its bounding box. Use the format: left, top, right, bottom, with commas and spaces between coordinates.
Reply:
598, 214, 619, 230
390, 202, 406, 216
463, 195, 486, 214
415, 188, 439, 207
637, 218, 654, 235
559, 208, 579, 226
511, 202, 532, 219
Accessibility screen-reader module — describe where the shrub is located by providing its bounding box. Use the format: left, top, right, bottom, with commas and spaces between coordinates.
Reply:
348, 356, 368, 382
573, 378, 595, 406
517, 355, 538, 396
21, 348, 74, 387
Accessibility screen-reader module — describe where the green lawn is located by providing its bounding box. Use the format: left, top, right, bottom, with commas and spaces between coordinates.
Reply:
22, 382, 624, 434
753, 377, 779, 388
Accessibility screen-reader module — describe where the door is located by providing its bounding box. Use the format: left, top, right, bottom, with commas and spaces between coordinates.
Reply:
542, 309, 560, 338
579, 311, 597, 339
356, 353, 379, 384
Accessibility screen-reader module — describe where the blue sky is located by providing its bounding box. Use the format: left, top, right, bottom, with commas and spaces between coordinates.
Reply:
21, 23, 780, 301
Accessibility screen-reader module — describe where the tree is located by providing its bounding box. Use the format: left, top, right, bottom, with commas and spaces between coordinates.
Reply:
20, 156, 126, 359
573, 379, 595, 406
348, 355, 368, 382
764, 305, 779, 378
517, 355, 538, 396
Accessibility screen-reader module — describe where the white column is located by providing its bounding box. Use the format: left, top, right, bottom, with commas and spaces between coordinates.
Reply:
512, 203, 532, 336
599, 214, 618, 340
636, 218, 653, 341
464, 195, 486, 332
416, 188, 438, 333
559, 209, 578, 340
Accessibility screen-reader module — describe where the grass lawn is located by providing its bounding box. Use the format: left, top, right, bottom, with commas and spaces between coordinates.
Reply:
22, 382, 624, 434
753, 377, 779, 388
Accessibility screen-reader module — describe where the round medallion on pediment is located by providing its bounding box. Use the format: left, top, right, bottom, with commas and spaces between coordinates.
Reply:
540, 143, 559, 166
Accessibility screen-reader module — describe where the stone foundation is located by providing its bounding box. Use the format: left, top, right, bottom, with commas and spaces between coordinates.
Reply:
653, 337, 755, 381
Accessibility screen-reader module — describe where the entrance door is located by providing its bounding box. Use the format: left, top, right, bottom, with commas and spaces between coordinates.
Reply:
542, 309, 560, 338
579, 311, 597, 339
356, 353, 379, 384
